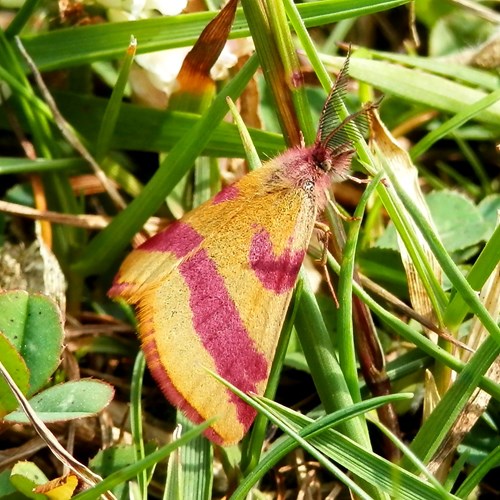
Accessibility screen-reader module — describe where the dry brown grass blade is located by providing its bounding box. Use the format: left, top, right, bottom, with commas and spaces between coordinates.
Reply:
359, 274, 473, 353
371, 111, 442, 332
0, 199, 165, 235
428, 247, 500, 475
240, 0, 301, 146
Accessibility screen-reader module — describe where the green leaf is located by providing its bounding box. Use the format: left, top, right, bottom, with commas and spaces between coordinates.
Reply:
0, 291, 63, 395
478, 194, 500, 239
369, 50, 498, 91
0, 468, 21, 499
0, 333, 30, 415
0, 91, 284, 159
10, 461, 48, 500
425, 190, 489, 252
375, 190, 489, 255
336, 57, 500, 126
4, 379, 114, 423
89, 443, 157, 500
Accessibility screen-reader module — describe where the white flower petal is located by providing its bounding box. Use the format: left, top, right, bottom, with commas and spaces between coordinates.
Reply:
144, 0, 187, 16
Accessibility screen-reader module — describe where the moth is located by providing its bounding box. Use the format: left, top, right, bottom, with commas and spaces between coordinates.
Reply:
109, 54, 375, 445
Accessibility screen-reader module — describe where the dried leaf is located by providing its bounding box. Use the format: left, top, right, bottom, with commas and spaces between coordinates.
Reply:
172, 0, 238, 108
34, 474, 79, 500
371, 112, 442, 326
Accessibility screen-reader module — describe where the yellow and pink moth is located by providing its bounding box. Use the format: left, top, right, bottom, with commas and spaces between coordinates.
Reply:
109, 55, 374, 446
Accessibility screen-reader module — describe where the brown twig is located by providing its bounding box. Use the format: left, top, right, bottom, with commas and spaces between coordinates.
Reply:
0, 199, 165, 234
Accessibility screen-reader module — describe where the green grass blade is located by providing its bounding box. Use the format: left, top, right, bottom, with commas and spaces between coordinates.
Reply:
327, 253, 500, 401
411, 88, 500, 159
71, 421, 213, 500
95, 36, 137, 163
18, 1, 410, 71
402, 335, 500, 472
130, 350, 149, 497
455, 445, 500, 498
337, 172, 384, 402
73, 54, 260, 275
445, 224, 500, 330
324, 56, 500, 126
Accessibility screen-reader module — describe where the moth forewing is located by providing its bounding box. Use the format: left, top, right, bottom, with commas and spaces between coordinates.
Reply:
109, 51, 374, 446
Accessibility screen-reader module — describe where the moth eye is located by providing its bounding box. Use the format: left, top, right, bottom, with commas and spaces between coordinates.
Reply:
303, 180, 315, 192
320, 160, 332, 172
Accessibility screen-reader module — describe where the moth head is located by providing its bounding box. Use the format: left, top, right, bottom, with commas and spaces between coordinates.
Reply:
311, 141, 355, 175
313, 50, 378, 177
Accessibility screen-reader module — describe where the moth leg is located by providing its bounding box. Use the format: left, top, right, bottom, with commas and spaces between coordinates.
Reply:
327, 197, 359, 222
314, 221, 330, 266
344, 174, 370, 184
345, 173, 389, 188
314, 221, 339, 308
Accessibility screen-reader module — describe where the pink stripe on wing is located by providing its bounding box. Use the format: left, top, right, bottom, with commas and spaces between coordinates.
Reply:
179, 250, 268, 429
140, 221, 203, 256
212, 184, 240, 205
249, 228, 305, 293
108, 280, 129, 298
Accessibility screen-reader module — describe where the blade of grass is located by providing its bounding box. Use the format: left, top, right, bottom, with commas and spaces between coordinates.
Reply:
402, 334, 500, 472
73, 54, 259, 275
445, 223, 500, 330
4, 0, 41, 38
294, 273, 383, 498
173, 414, 213, 500
382, 162, 500, 343
323, 56, 500, 126
410, 88, 500, 159
454, 134, 492, 196
455, 444, 500, 498
130, 350, 149, 498
267, 0, 315, 143
0, 157, 87, 175
226, 96, 261, 171
71, 420, 213, 500
226, 384, 450, 500
337, 172, 384, 402
18, 1, 410, 71
240, 0, 301, 146
368, 50, 499, 91
48, 91, 285, 158
95, 36, 137, 163
326, 253, 500, 401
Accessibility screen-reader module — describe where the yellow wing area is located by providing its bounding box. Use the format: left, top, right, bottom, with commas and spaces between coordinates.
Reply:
111, 159, 318, 445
